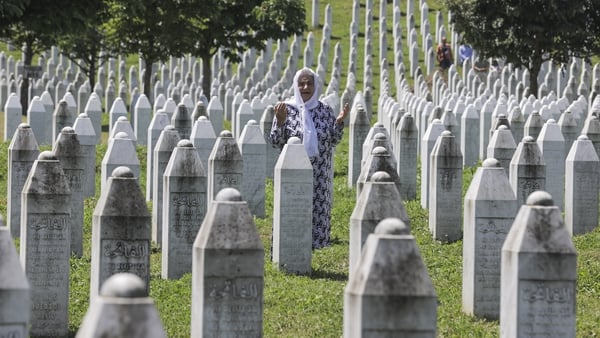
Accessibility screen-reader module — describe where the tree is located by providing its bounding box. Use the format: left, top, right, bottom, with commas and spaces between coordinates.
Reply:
3, 0, 100, 113
445, 0, 600, 97
57, 1, 110, 91
176, 0, 306, 96
103, 0, 186, 102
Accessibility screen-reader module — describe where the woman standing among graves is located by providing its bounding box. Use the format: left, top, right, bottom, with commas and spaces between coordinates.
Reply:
270, 67, 350, 249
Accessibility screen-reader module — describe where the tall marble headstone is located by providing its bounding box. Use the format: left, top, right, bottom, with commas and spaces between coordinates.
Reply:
4, 93, 21, 142
273, 137, 313, 274
146, 110, 171, 201
463, 158, 517, 320
190, 116, 217, 173
207, 130, 243, 205
344, 218, 437, 337
7, 124, 39, 238
91, 166, 151, 303
396, 112, 418, 200
509, 136, 546, 206
348, 103, 371, 187
101, 132, 140, 192
500, 191, 577, 338
162, 140, 207, 279
237, 120, 266, 217
73, 113, 97, 198
20, 151, 71, 337
191, 188, 264, 338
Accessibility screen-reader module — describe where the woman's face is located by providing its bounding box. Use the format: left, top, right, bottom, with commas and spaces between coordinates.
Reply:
297, 73, 315, 102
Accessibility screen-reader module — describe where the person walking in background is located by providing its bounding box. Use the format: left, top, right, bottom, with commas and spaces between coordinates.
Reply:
437, 37, 453, 70
269, 67, 350, 249
458, 43, 473, 65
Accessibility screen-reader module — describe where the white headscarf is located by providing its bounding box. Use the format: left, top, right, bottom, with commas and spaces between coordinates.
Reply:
286, 67, 320, 157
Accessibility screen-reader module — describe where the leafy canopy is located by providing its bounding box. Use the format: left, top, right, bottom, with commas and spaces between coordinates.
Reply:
445, 0, 600, 96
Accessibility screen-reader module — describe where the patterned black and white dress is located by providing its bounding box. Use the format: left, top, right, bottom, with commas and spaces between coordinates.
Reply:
270, 101, 344, 248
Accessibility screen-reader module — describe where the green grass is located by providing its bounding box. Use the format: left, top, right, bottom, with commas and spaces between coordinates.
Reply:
1, 0, 599, 337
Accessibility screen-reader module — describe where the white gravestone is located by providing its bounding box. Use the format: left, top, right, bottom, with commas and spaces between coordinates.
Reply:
101, 132, 140, 192
7, 124, 39, 238
190, 116, 217, 173
53, 127, 85, 257
110, 116, 137, 145
273, 137, 313, 274
4, 93, 21, 142
207, 130, 243, 205
134, 94, 152, 146
152, 125, 180, 247
463, 158, 517, 320
84, 92, 103, 144
564, 135, 600, 235
537, 119, 565, 209
52, 100, 73, 142
509, 136, 546, 206
349, 103, 371, 187
344, 218, 437, 337
191, 188, 264, 338
171, 103, 192, 140
27, 96, 52, 145
487, 125, 516, 175
162, 140, 207, 279
237, 120, 267, 217
76, 273, 167, 338
207, 95, 225, 134
349, 172, 410, 278
91, 166, 151, 303
260, 105, 280, 179
429, 131, 463, 242
0, 220, 30, 337
146, 110, 171, 201
73, 113, 97, 198
396, 112, 418, 200
421, 119, 445, 208
500, 191, 577, 338
20, 151, 71, 337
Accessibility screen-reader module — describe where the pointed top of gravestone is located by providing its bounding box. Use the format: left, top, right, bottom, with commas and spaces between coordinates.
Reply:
441, 130, 452, 137
163, 125, 176, 131
78, 112, 88, 118
522, 135, 535, 143
374, 217, 411, 235
372, 146, 388, 156
482, 158, 501, 167
115, 132, 130, 139
39, 150, 57, 161
112, 166, 135, 178
498, 125, 509, 131
219, 130, 233, 138
577, 134, 589, 141
117, 116, 128, 122
18, 123, 31, 129
215, 187, 243, 202
371, 171, 392, 182
100, 273, 147, 298
526, 191, 553, 206
288, 137, 302, 145
247, 120, 257, 126
547, 118, 556, 124
177, 139, 193, 148
61, 126, 75, 134
374, 132, 387, 140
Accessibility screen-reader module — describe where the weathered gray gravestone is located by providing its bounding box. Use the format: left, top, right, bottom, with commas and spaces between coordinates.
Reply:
108, 97, 128, 137
53, 126, 85, 257
191, 188, 264, 338
190, 116, 216, 173
7, 124, 39, 238
27, 96, 52, 146
237, 120, 266, 217
356, 146, 401, 200
4, 93, 21, 142
421, 119, 445, 208
152, 125, 181, 247
162, 140, 207, 279
344, 218, 437, 337
91, 166, 151, 303
73, 112, 97, 198
171, 103, 192, 140
348, 103, 371, 187
349, 172, 410, 279
207, 130, 243, 205
110, 116, 137, 144
134, 94, 152, 146
0, 219, 30, 337
207, 95, 225, 134
77, 273, 167, 338
581, 115, 600, 157
524, 110, 543, 140
536, 119, 565, 209
84, 92, 103, 144
52, 99, 73, 142
509, 136, 546, 206
20, 151, 71, 337
463, 158, 517, 320
565, 135, 599, 235
101, 132, 140, 193
429, 130, 463, 242
500, 191, 577, 338
396, 112, 418, 200
273, 137, 313, 274
146, 110, 171, 201
487, 125, 517, 175
461, 104, 480, 167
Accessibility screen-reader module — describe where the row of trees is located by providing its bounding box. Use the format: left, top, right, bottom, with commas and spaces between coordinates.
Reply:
0, 0, 307, 111
445, 0, 600, 97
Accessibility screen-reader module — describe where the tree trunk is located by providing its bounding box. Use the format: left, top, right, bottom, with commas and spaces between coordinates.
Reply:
20, 42, 34, 115
528, 58, 542, 99
201, 54, 212, 99
88, 54, 97, 90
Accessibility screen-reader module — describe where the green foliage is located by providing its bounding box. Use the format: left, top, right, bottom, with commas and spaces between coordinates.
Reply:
445, 0, 600, 96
